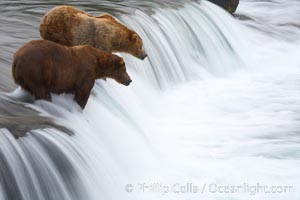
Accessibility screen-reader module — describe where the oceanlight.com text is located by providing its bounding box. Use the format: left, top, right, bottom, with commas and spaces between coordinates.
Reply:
125, 182, 294, 196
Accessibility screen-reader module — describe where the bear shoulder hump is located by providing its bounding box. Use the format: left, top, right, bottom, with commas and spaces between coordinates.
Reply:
96, 14, 117, 21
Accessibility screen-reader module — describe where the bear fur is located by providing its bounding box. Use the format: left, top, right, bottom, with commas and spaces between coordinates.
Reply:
39, 5, 147, 60
12, 40, 132, 109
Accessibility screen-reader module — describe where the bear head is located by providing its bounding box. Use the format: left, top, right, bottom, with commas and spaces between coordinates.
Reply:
127, 32, 147, 60
95, 14, 147, 60
97, 54, 132, 86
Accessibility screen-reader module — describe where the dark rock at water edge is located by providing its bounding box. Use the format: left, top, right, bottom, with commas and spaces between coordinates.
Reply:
207, 0, 239, 13
0, 96, 73, 139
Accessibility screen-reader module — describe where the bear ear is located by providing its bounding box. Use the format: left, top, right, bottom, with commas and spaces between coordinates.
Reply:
110, 56, 123, 66
131, 34, 138, 41
119, 58, 124, 65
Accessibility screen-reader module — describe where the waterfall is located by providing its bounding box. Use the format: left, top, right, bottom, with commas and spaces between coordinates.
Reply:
120, 1, 248, 88
1, 0, 300, 200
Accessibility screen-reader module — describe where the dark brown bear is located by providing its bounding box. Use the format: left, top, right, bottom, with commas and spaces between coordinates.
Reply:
12, 40, 132, 109
39, 5, 147, 60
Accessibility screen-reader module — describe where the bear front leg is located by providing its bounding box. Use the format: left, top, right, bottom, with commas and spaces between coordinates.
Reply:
74, 90, 91, 109
74, 81, 94, 109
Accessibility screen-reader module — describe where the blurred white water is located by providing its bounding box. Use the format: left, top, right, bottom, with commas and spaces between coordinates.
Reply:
1, 0, 300, 200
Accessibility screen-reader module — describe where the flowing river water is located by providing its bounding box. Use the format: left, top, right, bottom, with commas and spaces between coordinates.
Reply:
0, 0, 300, 199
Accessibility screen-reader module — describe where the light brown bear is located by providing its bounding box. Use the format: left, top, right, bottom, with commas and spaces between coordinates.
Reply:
39, 5, 147, 60
12, 40, 132, 109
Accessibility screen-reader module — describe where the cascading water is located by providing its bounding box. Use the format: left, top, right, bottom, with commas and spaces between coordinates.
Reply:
120, 2, 248, 88
0, 0, 300, 200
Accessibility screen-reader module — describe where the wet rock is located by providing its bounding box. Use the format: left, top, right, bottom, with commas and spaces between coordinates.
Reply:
0, 97, 73, 139
208, 0, 239, 14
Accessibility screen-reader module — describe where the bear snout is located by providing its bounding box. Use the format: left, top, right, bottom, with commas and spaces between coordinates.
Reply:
141, 53, 148, 60
136, 48, 147, 60
123, 79, 132, 86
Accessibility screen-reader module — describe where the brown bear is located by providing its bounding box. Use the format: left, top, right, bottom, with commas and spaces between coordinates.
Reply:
39, 5, 147, 60
12, 40, 132, 109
